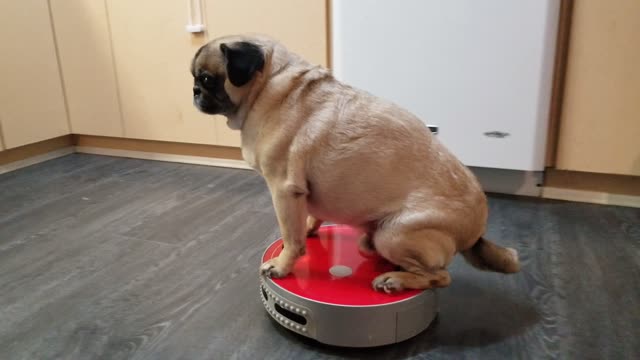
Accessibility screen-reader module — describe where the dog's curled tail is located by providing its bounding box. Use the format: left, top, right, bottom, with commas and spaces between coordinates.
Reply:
462, 237, 521, 273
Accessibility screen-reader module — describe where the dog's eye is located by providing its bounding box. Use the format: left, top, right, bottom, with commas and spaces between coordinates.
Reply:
199, 74, 216, 89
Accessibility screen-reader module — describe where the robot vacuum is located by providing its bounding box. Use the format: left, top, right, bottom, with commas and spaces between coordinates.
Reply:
260, 225, 438, 347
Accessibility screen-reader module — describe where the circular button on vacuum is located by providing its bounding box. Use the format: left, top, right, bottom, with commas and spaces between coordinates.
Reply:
329, 265, 353, 278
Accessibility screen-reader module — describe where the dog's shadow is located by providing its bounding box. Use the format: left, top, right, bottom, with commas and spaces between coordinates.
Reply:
272, 273, 541, 359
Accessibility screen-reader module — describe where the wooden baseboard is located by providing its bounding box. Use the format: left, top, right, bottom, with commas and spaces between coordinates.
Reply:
75, 146, 251, 170
542, 187, 640, 208
74, 135, 243, 160
542, 169, 640, 207
544, 169, 640, 196
0, 135, 75, 174
0, 134, 250, 174
0, 135, 74, 166
0, 146, 74, 175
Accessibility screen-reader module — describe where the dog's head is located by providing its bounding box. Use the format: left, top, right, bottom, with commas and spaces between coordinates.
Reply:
190, 36, 267, 118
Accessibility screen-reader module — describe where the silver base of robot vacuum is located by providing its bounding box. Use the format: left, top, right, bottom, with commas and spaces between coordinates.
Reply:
260, 277, 438, 347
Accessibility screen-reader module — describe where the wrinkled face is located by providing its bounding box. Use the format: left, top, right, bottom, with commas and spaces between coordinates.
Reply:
190, 40, 265, 116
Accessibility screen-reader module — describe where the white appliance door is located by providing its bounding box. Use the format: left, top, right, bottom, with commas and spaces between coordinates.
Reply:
331, 0, 560, 171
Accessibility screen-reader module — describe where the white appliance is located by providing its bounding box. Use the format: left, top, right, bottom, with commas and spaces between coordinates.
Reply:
331, 0, 560, 172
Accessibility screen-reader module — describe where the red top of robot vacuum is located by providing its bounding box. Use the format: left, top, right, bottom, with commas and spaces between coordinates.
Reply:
262, 225, 422, 306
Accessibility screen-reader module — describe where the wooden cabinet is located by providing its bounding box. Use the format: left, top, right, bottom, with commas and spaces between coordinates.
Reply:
104, 0, 327, 147
106, 0, 216, 145
205, 0, 328, 147
206, 0, 327, 66
0, 0, 69, 149
49, 0, 123, 137
0, 1, 327, 150
556, 0, 640, 176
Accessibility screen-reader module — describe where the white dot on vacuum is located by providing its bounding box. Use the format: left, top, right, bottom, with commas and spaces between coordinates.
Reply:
329, 265, 353, 278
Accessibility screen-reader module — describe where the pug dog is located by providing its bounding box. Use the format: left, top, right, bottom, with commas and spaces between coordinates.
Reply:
191, 34, 520, 293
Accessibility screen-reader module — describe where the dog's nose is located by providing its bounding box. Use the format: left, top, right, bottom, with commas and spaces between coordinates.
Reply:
193, 87, 201, 96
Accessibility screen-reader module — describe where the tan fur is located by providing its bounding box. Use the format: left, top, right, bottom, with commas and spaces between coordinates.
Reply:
192, 34, 520, 291
462, 238, 521, 274
305, 215, 323, 237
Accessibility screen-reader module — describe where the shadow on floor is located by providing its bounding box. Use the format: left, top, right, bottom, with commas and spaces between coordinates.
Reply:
267, 276, 541, 359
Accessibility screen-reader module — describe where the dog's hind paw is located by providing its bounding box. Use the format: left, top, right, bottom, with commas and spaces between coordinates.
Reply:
372, 274, 404, 294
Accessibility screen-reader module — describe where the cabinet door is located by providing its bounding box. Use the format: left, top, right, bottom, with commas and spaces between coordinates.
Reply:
205, 0, 328, 147
556, 0, 640, 176
49, 0, 123, 137
106, 0, 216, 144
0, 0, 69, 148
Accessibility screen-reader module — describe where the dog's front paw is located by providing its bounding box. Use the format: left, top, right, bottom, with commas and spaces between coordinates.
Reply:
260, 259, 291, 278
372, 273, 405, 294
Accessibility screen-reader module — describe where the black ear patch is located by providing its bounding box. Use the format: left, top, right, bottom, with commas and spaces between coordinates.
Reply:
220, 42, 265, 87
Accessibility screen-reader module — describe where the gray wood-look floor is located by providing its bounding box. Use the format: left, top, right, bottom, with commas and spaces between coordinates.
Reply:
0, 154, 638, 360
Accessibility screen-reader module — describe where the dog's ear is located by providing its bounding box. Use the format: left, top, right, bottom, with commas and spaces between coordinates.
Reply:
220, 41, 265, 87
